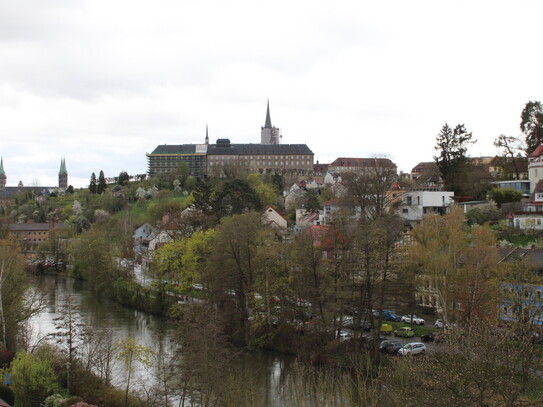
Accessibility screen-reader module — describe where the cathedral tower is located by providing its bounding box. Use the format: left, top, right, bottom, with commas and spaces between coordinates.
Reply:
261, 100, 282, 145
58, 157, 68, 190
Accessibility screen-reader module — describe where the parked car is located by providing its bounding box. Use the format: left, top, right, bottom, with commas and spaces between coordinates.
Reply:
421, 332, 443, 343
398, 342, 426, 356
394, 326, 415, 338
382, 310, 401, 322
435, 319, 446, 329
192, 283, 204, 290
338, 330, 353, 341
401, 315, 425, 325
380, 323, 393, 334
380, 339, 403, 354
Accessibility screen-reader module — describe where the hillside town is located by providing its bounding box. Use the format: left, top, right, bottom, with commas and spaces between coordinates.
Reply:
1, 101, 543, 406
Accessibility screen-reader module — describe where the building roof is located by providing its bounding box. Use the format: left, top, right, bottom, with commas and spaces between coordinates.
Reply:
9, 222, 66, 232
499, 247, 543, 269
330, 157, 396, 168
0, 186, 57, 199
529, 145, 543, 158
149, 144, 205, 155
207, 143, 313, 156
411, 161, 439, 173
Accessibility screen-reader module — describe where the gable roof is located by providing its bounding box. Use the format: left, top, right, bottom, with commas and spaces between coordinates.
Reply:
330, 157, 396, 168
529, 145, 543, 158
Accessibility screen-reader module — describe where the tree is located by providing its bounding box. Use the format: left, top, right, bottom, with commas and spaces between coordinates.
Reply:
209, 212, 263, 341
521, 100, 543, 154
117, 171, 130, 185
191, 180, 214, 215
494, 134, 523, 180
89, 173, 97, 194
212, 179, 262, 219
115, 337, 153, 407
380, 320, 543, 406
409, 208, 499, 323
10, 351, 58, 407
97, 170, 107, 194
488, 188, 522, 207
0, 238, 41, 350
434, 123, 476, 194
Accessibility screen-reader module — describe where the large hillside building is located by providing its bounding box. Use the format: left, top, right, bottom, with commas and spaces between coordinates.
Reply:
147, 102, 314, 178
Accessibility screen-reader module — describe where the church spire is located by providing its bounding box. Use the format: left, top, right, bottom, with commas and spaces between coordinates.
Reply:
205, 124, 209, 145
264, 99, 272, 129
58, 157, 68, 190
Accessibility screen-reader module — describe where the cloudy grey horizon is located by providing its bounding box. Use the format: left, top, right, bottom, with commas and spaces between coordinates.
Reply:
1, 0, 541, 188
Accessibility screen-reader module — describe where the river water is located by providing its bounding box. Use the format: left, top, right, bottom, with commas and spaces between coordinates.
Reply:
27, 274, 305, 406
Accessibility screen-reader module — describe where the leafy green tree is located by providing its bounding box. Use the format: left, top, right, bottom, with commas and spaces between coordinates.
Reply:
89, 173, 97, 194
67, 227, 119, 291
11, 351, 58, 407
213, 179, 262, 219
182, 229, 217, 290
152, 239, 187, 300
97, 170, 107, 194
434, 123, 476, 194
488, 187, 522, 207
117, 171, 130, 185
521, 100, 543, 154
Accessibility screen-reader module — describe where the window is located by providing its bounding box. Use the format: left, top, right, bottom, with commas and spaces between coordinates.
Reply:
402, 208, 408, 214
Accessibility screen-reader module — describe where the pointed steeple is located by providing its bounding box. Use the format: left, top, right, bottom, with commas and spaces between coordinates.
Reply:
205, 124, 209, 145
264, 99, 272, 129
59, 157, 68, 175
58, 157, 68, 190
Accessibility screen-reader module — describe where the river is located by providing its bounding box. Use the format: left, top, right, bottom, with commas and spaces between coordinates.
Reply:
27, 274, 312, 406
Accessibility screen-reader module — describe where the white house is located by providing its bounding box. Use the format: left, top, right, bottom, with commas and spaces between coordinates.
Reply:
323, 172, 342, 185
397, 190, 454, 224
262, 206, 288, 230
133, 223, 157, 255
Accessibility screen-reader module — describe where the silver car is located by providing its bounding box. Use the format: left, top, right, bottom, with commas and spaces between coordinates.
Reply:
398, 342, 426, 356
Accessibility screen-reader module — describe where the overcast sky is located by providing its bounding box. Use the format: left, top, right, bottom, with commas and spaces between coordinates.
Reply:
1, 0, 542, 188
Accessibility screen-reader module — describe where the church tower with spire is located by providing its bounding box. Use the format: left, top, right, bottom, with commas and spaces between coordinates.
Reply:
58, 157, 68, 190
0, 158, 6, 190
261, 100, 282, 145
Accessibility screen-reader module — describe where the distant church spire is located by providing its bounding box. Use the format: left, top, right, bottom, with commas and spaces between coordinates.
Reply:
261, 100, 282, 145
58, 157, 68, 190
205, 124, 209, 145
264, 99, 272, 129
0, 157, 6, 190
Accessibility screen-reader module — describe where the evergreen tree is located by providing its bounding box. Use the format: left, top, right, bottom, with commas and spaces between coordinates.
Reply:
89, 173, 97, 194
97, 170, 107, 194
434, 123, 475, 194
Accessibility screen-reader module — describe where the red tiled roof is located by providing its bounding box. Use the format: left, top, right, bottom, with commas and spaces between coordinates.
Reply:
529, 145, 543, 157
330, 157, 396, 168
